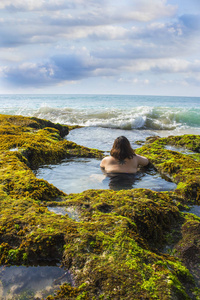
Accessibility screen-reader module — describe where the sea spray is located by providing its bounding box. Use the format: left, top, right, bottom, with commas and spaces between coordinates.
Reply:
0, 94, 199, 133
32, 106, 198, 130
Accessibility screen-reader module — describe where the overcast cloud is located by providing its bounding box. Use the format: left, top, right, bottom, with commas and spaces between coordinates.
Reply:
0, 0, 200, 95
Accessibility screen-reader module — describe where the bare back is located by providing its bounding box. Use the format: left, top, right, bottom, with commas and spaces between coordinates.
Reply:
100, 154, 149, 174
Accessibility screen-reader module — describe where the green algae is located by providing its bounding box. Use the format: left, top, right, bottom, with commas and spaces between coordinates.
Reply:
0, 114, 103, 169
136, 135, 200, 204
0, 114, 200, 299
12, 188, 195, 299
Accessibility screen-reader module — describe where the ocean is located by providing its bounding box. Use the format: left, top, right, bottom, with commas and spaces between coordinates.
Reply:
1, 94, 199, 151
1, 94, 199, 193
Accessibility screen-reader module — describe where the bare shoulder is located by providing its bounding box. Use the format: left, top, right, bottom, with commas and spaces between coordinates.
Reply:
136, 154, 149, 166
100, 156, 113, 168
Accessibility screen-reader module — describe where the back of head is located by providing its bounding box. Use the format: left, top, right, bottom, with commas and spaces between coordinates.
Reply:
110, 136, 135, 160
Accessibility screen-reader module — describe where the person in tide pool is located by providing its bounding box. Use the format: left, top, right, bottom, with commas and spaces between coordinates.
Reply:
100, 136, 149, 174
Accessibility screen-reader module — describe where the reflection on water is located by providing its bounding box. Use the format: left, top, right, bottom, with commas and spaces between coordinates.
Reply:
107, 173, 137, 190
36, 158, 176, 194
0, 265, 73, 300
106, 168, 176, 191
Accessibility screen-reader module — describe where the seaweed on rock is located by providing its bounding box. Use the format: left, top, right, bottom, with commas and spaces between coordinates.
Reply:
136, 135, 200, 204
0, 115, 200, 299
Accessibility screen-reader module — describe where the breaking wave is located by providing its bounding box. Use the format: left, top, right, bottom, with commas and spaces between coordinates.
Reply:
31, 105, 200, 131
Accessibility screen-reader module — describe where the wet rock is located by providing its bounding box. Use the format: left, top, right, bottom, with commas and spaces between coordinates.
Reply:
173, 214, 200, 289
136, 134, 200, 203
0, 115, 200, 299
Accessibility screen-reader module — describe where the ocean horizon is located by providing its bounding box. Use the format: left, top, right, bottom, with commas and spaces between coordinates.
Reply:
0, 93, 199, 153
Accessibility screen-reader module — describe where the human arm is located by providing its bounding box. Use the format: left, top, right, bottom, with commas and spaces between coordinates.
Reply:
136, 154, 149, 167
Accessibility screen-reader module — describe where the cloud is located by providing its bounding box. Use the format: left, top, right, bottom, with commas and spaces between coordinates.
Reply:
1, 10, 199, 57
2, 63, 55, 86
0, 0, 200, 94
39, 0, 176, 27
124, 58, 200, 74
0, 0, 78, 12
118, 0, 177, 22
50, 53, 95, 80
88, 26, 129, 40
0, 0, 176, 23
179, 14, 200, 31
2, 46, 200, 89
118, 77, 150, 85
1, 52, 98, 87
150, 59, 200, 73
0, 0, 194, 54
0, 0, 107, 12
92, 42, 178, 61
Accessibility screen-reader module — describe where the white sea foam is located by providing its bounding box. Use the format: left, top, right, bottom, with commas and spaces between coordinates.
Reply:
31, 105, 191, 131
0, 94, 199, 133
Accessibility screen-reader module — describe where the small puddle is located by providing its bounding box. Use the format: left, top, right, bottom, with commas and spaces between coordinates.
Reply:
48, 206, 80, 221
187, 205, 200, 218
0, 265, 73, 300
164, 145, 195, 155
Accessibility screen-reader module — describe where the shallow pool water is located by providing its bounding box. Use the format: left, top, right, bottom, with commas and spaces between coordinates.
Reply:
36, 157, 176, 194
164, 145, 196, 155
188, 205, 200, 218
66, 127, 153, 152
0, 265, 72, 300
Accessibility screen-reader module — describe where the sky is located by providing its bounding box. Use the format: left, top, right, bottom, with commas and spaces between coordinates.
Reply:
0, 0, 200, 96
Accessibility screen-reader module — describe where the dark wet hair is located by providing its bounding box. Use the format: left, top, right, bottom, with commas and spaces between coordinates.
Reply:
110, 136, 136, 160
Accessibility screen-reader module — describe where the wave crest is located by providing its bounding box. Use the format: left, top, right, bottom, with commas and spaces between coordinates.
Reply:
32, 105, 199, 130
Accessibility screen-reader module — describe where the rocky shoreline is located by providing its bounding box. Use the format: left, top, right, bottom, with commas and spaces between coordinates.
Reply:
0, 114, 200, 299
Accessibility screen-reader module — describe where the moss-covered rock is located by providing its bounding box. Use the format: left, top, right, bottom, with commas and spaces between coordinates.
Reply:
136, 135, 200, 203
0, 115, 200, 299
173, 213, 200, 291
